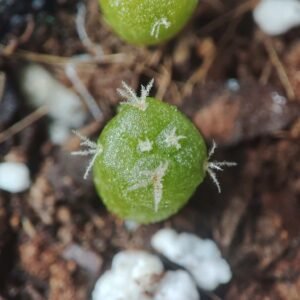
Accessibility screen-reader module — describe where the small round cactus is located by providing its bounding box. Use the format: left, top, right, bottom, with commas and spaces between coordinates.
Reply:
72, 80, 236, 224
98, 0, 198, 45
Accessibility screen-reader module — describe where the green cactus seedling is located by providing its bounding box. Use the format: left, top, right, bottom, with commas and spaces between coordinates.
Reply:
72, 80, 236, 224
98, 0, 198, 45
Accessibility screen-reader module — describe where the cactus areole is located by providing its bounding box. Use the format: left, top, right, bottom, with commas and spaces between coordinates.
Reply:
73, 81, 236, 224
98, 0, 198, 45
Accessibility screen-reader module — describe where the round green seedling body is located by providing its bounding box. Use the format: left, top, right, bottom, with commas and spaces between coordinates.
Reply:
93, 98, 207, 224
98, 0, 198, 45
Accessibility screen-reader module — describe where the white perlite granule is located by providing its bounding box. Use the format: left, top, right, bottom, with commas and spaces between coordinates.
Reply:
0, 162, 31, 193
253, 0, 300, 35
151, 228, 232, 291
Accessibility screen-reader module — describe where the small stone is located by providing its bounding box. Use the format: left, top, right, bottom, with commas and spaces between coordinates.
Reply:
155, 270, 199, 300
92, 250, 163, 300
62, 243, 102, 276
151, 228, 232, 291
49, 122, 71, 145
20, 64, 87, 145
0, 162, 31, 193
253, 0, 300, 35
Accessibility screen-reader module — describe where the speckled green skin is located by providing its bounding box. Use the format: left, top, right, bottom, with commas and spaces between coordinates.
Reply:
99, 0, 198, 45
93, 98, 207, 224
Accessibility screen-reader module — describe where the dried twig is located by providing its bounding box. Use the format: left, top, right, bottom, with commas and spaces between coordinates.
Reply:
197, 0, 257, 35
0, 72, 6, 101
183, 38, 216, 96
263, 37, 295, 100
76, 2, 103, 58
0, 47, 128, 66
65, 62, 103, 121
0, 106, 48, 144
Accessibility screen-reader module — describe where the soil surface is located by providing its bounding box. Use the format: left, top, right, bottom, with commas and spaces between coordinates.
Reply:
0, 0, 300, 299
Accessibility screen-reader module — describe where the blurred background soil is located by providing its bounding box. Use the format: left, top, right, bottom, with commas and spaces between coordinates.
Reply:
0, 0, 299, 299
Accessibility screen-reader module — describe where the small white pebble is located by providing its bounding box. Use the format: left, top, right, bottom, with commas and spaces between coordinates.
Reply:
49, 122, 71, 145
151, 228, 232, 291
0, 162, 31, 193
92, 250, 163, 300
151, 228, 221, 261
187, 257, 232, 291
270, 91, 287, 114
62, 243, 102, 275
226, 78, 240, 92
253, 0, 300, 35
21, 64, 87, 128
93, 268, 149, 300
124, 219, 140, 232
155, 270, 200, 300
